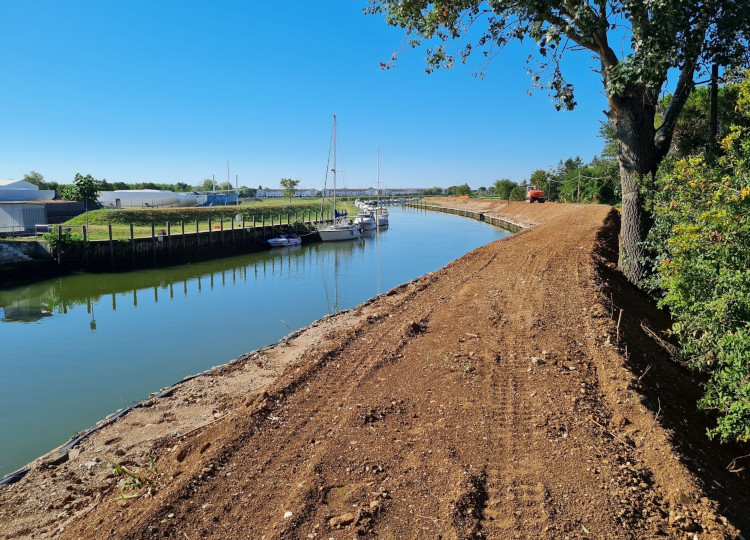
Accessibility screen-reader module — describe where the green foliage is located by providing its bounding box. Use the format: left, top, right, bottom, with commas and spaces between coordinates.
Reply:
369, 0, 750, 283
659, 81, 750, 160
492, 178, 517, 200
61, 173, 102, 205
108, 456, 158, 500
445, 183, 472, 196
42, 228, 84, 259
22, 170, 45, 186
280, 178, 301, 201
239, 186, 257, 198
197, 178, 215, 191
62, 202, 326, 227
367, 1, 750, 110
646, 75, 750, 442
554, 158, 620, 204
22, 170, 61, 196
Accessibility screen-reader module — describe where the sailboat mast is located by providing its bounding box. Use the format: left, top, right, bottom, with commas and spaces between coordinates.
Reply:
376, 149, 380, 229
377, 149, 380, 204
332, 114, 337, 219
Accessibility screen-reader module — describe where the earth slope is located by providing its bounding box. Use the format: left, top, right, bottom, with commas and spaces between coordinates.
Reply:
2, 200, 747, 539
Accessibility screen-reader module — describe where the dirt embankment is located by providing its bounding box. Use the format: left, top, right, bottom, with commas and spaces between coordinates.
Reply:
1, 200, 748, 539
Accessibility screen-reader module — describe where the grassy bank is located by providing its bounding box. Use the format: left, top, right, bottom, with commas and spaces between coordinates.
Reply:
60, 199, 358, 241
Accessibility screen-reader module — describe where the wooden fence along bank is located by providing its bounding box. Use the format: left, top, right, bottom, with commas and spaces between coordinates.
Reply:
7, 210, 338, 273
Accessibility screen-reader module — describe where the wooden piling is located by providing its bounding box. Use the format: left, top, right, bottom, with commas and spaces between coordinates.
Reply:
57, 225, 62, 265
82, 225, 88, 269
108, 224, 114, 267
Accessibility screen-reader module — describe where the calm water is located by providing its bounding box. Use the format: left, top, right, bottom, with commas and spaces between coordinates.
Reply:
0, 207, 510, 477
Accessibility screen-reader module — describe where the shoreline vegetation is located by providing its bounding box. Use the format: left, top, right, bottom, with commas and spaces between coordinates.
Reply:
1, 198, 748, 539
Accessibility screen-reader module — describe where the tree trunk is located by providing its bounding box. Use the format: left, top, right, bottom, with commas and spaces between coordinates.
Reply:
612, 85, 659, 284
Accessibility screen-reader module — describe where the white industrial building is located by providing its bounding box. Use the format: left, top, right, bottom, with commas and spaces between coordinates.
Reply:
98, 189, 198, 208
0, 180, 55, 202
0, 180, 61, 234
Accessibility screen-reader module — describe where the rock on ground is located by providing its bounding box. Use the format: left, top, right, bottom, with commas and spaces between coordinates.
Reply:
1, 200, 748, 539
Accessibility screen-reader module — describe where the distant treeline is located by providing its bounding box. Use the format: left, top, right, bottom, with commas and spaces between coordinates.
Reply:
21, 172, 258, 199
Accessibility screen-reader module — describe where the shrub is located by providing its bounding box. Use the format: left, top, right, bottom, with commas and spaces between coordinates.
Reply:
647, 88, 750, 442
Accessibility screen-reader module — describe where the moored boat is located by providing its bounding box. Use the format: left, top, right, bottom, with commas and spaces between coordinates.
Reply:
267, 234, 302, 247
353, 208, 377, 231
317, 114, 362, 242
373, 149, 389, 228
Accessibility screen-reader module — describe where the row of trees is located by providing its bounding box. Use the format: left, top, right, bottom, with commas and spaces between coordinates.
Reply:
22, 172, 262, 201
438, 75, 750, 206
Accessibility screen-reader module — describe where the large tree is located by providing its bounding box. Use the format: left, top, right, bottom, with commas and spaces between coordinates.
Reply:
367, 0, 750, 283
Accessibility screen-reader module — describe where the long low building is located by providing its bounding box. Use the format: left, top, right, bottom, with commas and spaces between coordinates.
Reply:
0, 201, 84, 234
256, 188, 319, 198
98, 190, 197, 209
0, 180, 55, 202
257, 187, 429, 198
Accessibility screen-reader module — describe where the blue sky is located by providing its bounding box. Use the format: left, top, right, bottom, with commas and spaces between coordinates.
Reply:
0, 1, 609, 190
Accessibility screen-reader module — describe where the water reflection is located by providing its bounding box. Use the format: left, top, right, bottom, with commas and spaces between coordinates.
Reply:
0, 236, 373, 328
0, 207, 512, 478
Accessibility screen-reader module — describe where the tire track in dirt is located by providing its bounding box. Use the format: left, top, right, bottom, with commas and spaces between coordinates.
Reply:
32, 201, 744, 539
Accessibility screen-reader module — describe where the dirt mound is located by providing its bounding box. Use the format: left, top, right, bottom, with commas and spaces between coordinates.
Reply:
1, 200, 747, 539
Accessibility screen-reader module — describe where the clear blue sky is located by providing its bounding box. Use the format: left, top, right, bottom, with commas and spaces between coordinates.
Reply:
0, 0, 609, 190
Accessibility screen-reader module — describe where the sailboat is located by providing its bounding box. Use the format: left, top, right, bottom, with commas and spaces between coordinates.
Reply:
317, 114, 362, 242
373, 149, 389, 228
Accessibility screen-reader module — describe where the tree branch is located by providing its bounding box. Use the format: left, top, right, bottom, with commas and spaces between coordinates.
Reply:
654, 62, 696, 160
654, 6, 711, 158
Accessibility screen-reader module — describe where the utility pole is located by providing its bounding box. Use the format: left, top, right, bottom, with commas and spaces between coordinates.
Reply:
708, 63, 719, 164
577, 171, 581, 204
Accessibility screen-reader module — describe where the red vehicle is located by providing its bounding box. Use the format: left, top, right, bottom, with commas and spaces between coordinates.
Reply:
526, 185, 545, 203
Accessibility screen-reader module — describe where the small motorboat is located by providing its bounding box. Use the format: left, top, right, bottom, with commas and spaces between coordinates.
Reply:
268, 234, 302, 247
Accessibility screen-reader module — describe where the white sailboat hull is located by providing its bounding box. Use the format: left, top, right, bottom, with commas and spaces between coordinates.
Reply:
317, 223, 362, 241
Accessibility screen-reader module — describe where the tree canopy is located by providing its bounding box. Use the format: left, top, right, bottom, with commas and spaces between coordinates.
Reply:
367, 0, 750, 283
60, 173, 102, 205
280, 178, 301, 201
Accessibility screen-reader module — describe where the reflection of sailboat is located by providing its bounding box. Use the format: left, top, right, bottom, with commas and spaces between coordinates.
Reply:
317, 114, 362, 242
315, 238, 362, 314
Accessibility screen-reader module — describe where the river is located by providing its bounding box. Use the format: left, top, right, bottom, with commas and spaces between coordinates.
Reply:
0, 206, 511, 477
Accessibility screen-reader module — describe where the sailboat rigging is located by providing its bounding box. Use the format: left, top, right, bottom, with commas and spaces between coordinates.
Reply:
317, 114, 362, 242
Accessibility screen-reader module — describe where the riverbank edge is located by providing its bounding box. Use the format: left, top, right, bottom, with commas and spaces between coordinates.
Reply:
0, 201, 512, 485
2, 199, 747, 539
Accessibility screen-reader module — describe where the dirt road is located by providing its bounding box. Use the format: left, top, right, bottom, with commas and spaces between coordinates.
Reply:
2, 200, 747, 539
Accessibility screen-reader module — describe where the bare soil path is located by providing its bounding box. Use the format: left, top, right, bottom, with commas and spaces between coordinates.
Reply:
2, 200, 747, 539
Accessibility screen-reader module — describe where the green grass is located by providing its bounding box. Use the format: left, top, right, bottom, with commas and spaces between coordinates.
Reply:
60, 198, 358, 241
